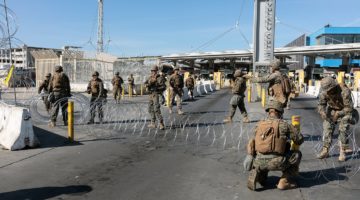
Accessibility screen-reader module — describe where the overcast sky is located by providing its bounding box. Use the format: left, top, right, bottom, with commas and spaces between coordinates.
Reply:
5, 0, 360, 56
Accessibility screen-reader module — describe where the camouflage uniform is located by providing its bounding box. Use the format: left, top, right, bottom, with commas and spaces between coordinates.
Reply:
224, 70, 249, 123
49, 66, 71, 127
128, 74, 136, 95
169, 68, 184, 114
251, 61, 287, 107
112, 72, 123, 103
247, 101, 304, 190
145, 66, 166, 129
38, 73, 51, 112
185, 75, 195, 100
286, 79, 297, 109
317, 77, 353, 161
87, 71, 105, 124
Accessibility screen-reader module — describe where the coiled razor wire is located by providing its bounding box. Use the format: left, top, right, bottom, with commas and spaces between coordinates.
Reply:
5, 90, 358, 186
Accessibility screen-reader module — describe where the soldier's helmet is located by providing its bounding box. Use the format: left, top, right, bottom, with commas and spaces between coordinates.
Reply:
321, 76, 338, 92
270, 60, 281, 70
234, 69, 243, 77
55, 65, 63, 72
265, 100, 284, 113
151, 65, 158, 71
92, 71, 99, 76
115, 72, 119, 75
45, 73, 51, 77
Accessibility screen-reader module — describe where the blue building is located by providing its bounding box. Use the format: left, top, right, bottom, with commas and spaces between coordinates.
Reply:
306, 25, 360, 67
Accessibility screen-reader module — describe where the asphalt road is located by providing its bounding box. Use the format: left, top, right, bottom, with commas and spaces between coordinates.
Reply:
0, 89, 359, 200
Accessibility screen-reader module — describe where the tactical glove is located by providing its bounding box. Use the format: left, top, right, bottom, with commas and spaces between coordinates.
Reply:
243, 154, 254, 171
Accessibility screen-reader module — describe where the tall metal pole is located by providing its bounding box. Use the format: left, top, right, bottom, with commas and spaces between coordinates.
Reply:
252, 0, 276, 73
3, 0, 16, 104
97, 0, 104, 53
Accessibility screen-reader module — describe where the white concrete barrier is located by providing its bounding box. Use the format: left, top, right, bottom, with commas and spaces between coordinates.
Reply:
0, 103, 39, 150
352, 91, 360, 108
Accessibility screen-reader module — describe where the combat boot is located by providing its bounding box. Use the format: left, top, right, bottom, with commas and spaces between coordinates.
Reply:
339, 147, 346, 162
258, 171, 268, 187
48, 121, 56, 128
243, 117, 250, 123
247, 168, 258, 191
147, 122, 156, 129
317, 147, 329, 159
177, 110, 184, 115
277, 176, 297, 190
223, 117, 232, 123
159, 122, 165, 130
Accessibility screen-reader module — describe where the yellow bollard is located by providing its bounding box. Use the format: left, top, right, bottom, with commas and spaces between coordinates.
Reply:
68, 101, 74, 142
247, 72, 252, 103
261, 88, 266, 108
291, 115, 301, 151
337, 71, 345, 84
247, 85, 252, 103
354, 71, 360, 91
140, 84, 143, 96
166, 87, 171, 108
128, 85, 133, 97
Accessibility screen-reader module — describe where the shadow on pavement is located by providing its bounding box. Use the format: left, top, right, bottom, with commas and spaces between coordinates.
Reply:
256, 166, 349, 191
33, 126, 82, 148
298, 166, 348, 188
0, 185, 92, 200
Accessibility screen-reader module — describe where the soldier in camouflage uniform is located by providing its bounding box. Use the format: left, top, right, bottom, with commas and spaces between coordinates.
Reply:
128, 73, 136, 96
145, 66, 166, 130
185, 73, 195, 100
87, 71, 105, 124
48, 66, 71, 127
223, 69, 250, 123
38, 73, 52, 112
251, 60, 287, 107
169, 67, 184, 115
286, 77, 297, 109
317, 76, 353, 161
245, 101, 304, 191
112, 72, 123, 103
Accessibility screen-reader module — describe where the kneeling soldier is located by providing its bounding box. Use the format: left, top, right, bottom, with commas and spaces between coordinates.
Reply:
245, 101, 304, 190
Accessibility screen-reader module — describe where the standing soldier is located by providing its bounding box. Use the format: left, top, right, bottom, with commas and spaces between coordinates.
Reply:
245, 101, 304, 191
317, 76, 353, 161
223, 69, 250, 123
87, 71, 105, 124
145, 66, 166, 130
286, 77, 297, 109
48, 65, 71, 127
185, 72, 195, 100
112, 72, 123, 103
38, 73, 52, 113
169, 67, 184, 115
251, 60, 288, 108
128, 73, 136, 96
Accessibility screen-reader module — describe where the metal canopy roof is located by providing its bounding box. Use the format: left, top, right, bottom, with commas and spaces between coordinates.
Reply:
160, 43, 360, 61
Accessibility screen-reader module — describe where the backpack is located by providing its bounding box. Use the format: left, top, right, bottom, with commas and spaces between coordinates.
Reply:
52, 73, 64, 89
281, 75, 291, 97
254, 120, 287, 155
157, 75, 167, 92
186, 77, 194, 88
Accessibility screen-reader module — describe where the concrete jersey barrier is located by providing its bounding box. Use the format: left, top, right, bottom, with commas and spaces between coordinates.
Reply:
0, 103, 39, 150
